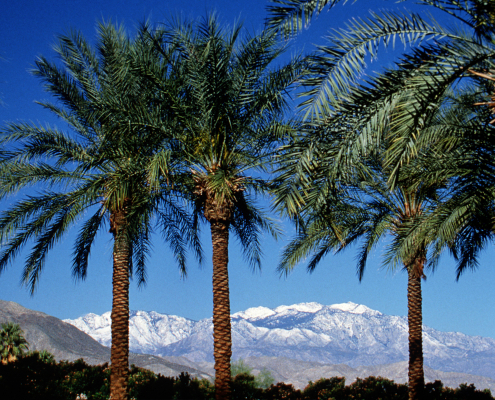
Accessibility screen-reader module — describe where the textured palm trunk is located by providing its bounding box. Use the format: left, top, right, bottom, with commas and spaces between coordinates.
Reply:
210, 219, 232, 400
407, 260, 425, 400
110, 208, 130, 400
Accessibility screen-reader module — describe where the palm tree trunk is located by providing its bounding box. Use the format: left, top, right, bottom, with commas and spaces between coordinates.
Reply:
110, 208, 130, 400
407, 263, 425, 400
210, 219, 232, 400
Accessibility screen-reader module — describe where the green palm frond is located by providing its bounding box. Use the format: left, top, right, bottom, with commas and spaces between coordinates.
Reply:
72, 206, 106, 281
267, 0, 348, 37
130, 221, 152, 286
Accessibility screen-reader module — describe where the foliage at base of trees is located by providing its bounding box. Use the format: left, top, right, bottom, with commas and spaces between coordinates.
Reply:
0, 352, 493, 400
231, 359, 275, 389
300, 376, 493, 400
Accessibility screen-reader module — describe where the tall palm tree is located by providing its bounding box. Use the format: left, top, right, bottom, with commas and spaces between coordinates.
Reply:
267, 2, 495, 399
0, 322, 28, 364
272, 61, 480, 400
274, 116, 456, 399
152, 15, 303, 400
0, 23, 200, 400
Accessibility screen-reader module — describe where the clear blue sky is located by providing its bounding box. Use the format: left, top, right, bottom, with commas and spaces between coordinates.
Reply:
1, 0, 494, 342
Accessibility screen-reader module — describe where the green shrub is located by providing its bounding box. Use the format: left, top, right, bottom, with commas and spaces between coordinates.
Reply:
174, 371, 212, 400
231, 372, 262, 400
303, 376, 346, 400
0, 352, 70, 400
347, 376, 408, 399
454, 383, 494, 400
263, 382, 302, 400
61, 361, 110, 399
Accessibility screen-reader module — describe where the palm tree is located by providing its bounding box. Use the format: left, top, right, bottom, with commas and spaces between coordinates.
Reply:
0, 322, 29, 364
267, 2, 495, 399
271, 60, 483, 400
152, 15, 303, 400
37, 349, 56, 364
0, 23, 200, 400
274, 114, 458, 398
272, 84, 464, 400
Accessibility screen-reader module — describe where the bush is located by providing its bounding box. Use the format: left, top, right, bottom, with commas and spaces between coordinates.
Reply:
61, 360, 110, 399
303, 376, 346, 400
263, 382, 302, 400
129, 365, 176, 400
347, 376, 408, 399
231, 372, 262, 400
454, 383, 494, 400
174, 371, 212, 400
0, 352, 71, 400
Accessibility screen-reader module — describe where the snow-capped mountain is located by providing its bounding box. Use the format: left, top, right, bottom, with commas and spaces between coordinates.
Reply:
67, 310, 196, 355
64, 302, 495, 380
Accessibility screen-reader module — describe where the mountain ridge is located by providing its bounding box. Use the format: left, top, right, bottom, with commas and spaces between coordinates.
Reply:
65, 301, 495, 381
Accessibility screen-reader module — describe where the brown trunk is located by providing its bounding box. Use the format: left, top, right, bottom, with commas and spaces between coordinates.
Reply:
407, 260, 425, 400
110, 208, 130, 400
210, 219, 232, 400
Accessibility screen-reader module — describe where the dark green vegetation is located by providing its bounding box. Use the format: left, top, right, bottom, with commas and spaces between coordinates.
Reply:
0, 352, 209, 400
0, 352, 492, 400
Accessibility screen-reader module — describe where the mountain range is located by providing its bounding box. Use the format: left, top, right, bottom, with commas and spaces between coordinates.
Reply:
65, 301, 495, 383
1, 298, 494, 391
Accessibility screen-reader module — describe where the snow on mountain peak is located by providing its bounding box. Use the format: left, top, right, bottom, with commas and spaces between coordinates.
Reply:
62, 300, 495, 383
232, 302, 377, 321
274, 302, 324, 314
233, 306, 275, 320
329, 302, 381, 315
233, 302, 325, 320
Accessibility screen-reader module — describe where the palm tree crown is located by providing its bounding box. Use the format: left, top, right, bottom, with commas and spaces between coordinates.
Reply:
267, 0, 495, 171
0, 322, 29, 364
